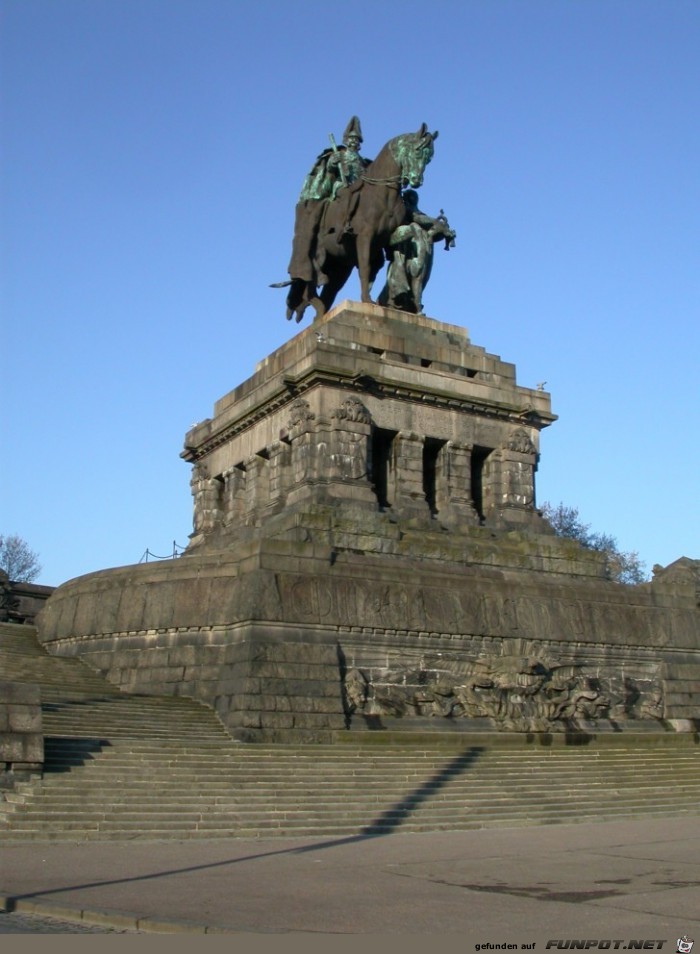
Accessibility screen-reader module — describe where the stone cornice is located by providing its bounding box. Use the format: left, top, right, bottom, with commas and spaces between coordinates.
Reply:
181, 363, 556, 464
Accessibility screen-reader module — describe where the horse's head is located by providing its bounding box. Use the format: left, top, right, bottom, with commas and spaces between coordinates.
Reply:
392, 123, 439, 188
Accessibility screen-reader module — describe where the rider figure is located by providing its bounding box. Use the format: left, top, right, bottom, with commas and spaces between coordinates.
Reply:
298, 116, 368, 203
287, 117, 370, 292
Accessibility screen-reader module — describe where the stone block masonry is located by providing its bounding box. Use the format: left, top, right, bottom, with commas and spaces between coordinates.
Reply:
35, 303, 700, 741
0, 682, 43, 787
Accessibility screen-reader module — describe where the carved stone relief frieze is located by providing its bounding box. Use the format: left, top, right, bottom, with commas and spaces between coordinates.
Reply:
341, 640, 665, 732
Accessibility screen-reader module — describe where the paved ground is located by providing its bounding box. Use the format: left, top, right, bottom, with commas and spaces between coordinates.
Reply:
1, 817, 699, 938
0, 911, 139, 933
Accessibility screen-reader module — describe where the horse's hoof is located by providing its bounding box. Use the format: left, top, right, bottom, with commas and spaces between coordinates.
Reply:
309, 297, 326, 321
285, 308, 293, 321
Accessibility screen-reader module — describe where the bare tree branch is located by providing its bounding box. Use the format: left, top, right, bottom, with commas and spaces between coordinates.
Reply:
0, 534, 42, 583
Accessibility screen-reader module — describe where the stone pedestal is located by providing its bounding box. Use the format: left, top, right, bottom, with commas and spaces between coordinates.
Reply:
181, 301, 555, 539
35, 303, 700, 741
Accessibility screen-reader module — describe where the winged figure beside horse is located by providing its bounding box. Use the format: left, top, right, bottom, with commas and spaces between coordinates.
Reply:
272, 117, 455, 324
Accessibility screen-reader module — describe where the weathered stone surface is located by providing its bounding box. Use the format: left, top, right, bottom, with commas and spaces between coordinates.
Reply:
0, 681, 43, 785
34, 305, 700, 741
0, 575, 54, 625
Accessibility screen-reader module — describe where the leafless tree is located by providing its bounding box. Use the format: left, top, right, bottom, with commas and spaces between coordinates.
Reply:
0, 534, 42, 582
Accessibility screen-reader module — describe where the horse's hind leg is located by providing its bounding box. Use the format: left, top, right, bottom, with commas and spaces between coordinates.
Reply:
318, 263, 353, 317
307, 297, 326, 322
286, 279, 318, 323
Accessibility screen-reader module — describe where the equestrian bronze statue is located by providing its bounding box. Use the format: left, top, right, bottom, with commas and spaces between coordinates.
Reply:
273, 119, 448, 323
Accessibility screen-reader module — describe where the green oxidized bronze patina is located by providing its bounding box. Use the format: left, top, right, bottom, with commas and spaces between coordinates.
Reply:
297, 116, 369, 202
272, 118, 453, 324
378, 190, 456, 315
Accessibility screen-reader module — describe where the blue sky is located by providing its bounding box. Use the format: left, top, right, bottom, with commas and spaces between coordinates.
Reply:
2, 0, 698, 587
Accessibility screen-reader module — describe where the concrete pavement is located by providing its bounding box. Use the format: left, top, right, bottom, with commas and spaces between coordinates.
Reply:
1, 817, 700, 937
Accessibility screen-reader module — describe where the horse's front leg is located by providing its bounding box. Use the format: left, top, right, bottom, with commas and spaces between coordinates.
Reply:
355, 233, 374, 304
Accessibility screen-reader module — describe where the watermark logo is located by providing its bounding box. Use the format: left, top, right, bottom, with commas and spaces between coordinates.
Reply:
545, 943, 666, 950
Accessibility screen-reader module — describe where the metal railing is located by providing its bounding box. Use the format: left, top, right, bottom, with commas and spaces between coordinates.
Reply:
138, 541, 187, 563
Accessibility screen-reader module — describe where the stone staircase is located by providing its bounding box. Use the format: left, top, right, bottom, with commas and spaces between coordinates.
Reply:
2, 622, 700, 841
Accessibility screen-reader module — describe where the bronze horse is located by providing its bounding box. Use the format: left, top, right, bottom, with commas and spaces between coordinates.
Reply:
280, 124, 439, 323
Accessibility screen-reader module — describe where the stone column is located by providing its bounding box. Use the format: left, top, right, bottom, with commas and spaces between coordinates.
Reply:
243, 454, 270, 522
392, 431, 431, 520
268, 439, 292, 510
222, 464, 247, 528
285, 399, 321, 507
190, 464, 224, 541
436, 441, 480, 528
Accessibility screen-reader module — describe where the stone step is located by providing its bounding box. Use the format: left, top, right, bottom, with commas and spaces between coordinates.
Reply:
42, 698, 227, 710
29, 766, 700, 786
42, 707, 221, 718
40, 741, 700, 757
35, 744, 700, 772
11, 772, 700, 801
0, 662, 119, 681
11, 796, 699, 819
33, 771, 700, 793
6, 792, 700, 822
42, 728, 229, 741
37, 750, 700, 766
34, 774, 700, 795
40, 764, 700, 779
4, 802, 699, 840
6, 813, 696, 841
42, 699, 220, 710
19, 756, 700, 779
38, 738, 700, 759
8, 787, 700, 820
3, 621, 700, 841
6, 796, 697, 825
42, 695, 220, 707
9, 803, 651, 831
11, 777, 700, 803
42, 713, 227, 724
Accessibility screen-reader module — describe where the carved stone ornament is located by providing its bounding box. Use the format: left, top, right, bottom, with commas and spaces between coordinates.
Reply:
349, 644, 665, 733
342, 668, 369, 715
506, 428, 537, 455
332, 397, 372, 424
287, 399, 315, 430
651, 557, 700, 597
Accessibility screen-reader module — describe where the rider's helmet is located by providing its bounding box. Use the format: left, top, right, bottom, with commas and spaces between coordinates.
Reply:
342, 116, 363, 149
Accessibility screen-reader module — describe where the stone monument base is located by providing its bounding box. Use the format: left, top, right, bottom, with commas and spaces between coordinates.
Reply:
36, 303, 700, 741
36, 512, 700, 742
